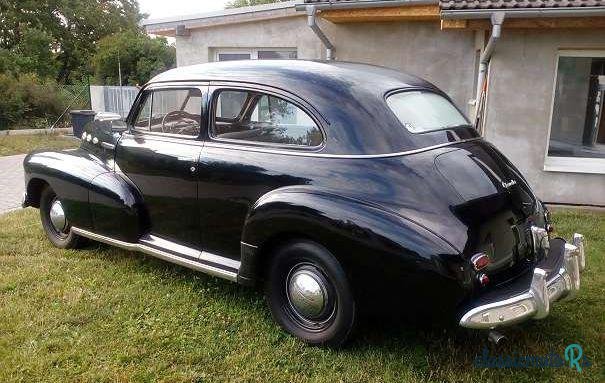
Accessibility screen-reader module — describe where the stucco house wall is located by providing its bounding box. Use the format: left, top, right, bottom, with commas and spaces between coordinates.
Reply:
484, 30, 605, 205
167, 10, 605, 206
175, 16, 477, 111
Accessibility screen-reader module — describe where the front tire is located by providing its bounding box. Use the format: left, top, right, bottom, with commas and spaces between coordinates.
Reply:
39, 186, 83, 249
265, 240, 356, 347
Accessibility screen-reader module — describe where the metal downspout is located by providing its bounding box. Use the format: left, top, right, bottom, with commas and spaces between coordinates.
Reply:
475, 12, 505, 128
306, 5, 335, 60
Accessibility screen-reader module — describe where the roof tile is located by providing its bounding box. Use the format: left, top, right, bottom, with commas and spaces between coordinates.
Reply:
440, 0, 605, 10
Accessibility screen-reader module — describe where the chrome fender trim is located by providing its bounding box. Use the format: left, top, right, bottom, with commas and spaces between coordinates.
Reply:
71, 227, 239, 282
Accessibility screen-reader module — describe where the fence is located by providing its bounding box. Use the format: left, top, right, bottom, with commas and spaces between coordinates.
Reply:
90, 85, 139, 118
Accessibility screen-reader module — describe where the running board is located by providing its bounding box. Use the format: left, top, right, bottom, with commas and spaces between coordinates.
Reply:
71, 227, 239, 282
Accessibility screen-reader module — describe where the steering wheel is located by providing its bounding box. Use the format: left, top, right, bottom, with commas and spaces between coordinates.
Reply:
161, 110, 197, 134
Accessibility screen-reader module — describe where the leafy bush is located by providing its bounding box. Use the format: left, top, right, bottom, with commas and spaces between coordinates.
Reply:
92, 30, 175, 86
0, 74, 70, 130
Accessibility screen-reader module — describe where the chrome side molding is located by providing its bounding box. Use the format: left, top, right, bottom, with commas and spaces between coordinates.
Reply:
71, 227, 239, 282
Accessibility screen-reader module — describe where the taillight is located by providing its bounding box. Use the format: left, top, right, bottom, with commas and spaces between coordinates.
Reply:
477, 273, 490, 286
471, 252, 490, 271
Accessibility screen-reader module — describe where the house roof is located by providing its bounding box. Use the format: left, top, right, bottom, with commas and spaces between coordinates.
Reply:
440, 0, 605, 10
142, 0, 302, 36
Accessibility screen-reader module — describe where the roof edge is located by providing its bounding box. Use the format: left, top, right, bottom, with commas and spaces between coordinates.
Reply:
142, 0, 302, 32
441, 6, 605, 19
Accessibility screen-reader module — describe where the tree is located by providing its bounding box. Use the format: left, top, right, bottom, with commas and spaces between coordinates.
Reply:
225, 0, 289, 9
92, 30, 176, 86
0, 0, 142, 83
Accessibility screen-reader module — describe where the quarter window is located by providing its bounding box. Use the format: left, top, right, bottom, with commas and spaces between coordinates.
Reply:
134, 92, 152, 130
212, 89, 322, 147
133, 88, 202, 136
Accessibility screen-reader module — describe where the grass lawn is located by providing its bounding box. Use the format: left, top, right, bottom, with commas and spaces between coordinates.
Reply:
0, 134, 79, 157
0, 208, 603, 382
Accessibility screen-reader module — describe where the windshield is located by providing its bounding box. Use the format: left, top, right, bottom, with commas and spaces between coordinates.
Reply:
386, 91, 469, 133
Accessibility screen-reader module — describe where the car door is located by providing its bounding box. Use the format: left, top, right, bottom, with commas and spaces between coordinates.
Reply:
115, 84, 207, 249
197, 85, 324, 259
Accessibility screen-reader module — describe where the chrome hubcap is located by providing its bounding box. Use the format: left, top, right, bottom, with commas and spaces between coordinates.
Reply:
287, 267, 328, 320
49, 199, 67, 233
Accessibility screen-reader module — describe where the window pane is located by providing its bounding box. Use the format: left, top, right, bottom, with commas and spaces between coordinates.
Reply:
218, 53, 251, 61
213, 90, 322, 147
386, 91, 468, 133
216, 91, 248, 120
150, 89, 202, 136
257, 50, 297, 60
548, 56, 605, 159
134, 92, 152, 130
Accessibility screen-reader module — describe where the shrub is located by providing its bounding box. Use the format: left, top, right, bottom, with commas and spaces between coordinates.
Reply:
0, 73, 70, 130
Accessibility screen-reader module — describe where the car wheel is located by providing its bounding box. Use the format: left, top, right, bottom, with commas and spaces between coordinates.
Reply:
265, 240, 356, 347
39, 186, 82, 249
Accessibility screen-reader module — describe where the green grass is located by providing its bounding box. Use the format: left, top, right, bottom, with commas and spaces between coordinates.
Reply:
0, 135, 79, 157
0, 208, 603, 382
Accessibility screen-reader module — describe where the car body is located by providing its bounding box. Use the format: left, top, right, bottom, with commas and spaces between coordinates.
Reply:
22, 60, 587, 346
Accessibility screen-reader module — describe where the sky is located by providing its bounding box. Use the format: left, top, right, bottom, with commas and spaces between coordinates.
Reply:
138, 0, 231, 20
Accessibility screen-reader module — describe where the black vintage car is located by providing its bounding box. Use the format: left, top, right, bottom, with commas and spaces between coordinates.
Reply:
23, 60, 586, 346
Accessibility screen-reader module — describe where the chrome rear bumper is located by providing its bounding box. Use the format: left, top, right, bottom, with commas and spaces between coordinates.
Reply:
459, 233, 586, 329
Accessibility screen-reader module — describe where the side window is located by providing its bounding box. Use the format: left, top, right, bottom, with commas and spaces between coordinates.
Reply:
134, 92, 152, 130
212, 89, 323, 147
134, 88, 202, 136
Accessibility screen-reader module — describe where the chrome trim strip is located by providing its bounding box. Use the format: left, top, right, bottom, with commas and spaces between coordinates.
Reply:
240, 241, 258, 249
200, 251, 240, 270
140, 234, 201, 259
71, 227, 239, 282
204, 137, 482, 159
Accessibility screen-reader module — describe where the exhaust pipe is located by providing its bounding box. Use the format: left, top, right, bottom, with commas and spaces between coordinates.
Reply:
488, 330, 506, 345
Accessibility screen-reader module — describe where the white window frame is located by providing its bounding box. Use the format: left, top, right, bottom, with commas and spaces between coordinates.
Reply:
544, 49, 605, 175
214, 48, 297, 62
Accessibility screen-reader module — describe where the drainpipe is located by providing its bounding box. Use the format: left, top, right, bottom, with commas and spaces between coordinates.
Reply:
474, 12, 505, 126
306, 5, 335, 60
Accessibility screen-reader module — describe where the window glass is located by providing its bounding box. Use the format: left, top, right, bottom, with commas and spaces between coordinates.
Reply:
387, 91, 469, 133
217, 53, 251, 62
548, 55, 605, 159
148, 89, 202, 136
213, 90, 322, 147
257, 50, 297, 59
134, 92, 152, 130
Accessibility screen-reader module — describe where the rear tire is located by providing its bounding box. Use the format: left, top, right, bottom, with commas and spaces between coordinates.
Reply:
265, 240, 356, 347
39, 186, 83, 249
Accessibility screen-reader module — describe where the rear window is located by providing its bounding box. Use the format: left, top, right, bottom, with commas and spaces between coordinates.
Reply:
386, 91, 469, 133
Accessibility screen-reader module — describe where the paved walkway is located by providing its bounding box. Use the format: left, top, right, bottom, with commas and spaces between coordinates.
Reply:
0, 154, 26, 214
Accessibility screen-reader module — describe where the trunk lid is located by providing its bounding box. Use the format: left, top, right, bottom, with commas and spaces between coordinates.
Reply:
433, 140, 541, 283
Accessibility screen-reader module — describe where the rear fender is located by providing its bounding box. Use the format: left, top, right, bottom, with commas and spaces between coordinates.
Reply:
240, 187, 468, 311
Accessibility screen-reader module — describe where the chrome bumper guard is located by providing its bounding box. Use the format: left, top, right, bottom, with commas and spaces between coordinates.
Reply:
459, 233, 586, 329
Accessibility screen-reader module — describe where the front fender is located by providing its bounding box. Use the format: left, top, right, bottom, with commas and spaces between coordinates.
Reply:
23, 149, 146, 242
23, 149, 110, 229
241, 187, 471, 314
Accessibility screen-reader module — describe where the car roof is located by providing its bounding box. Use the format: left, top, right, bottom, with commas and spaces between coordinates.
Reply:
149, 60, 433, 95
148, 60, 469, 156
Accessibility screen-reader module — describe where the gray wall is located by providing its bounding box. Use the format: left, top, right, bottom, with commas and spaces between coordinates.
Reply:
175, 16, 605, 205
175, 16, 476, 110
485, 30, 605, 205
